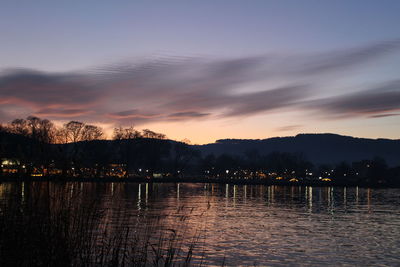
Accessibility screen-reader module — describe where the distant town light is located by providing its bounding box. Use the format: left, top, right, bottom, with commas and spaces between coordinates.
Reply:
226, 170, 229, 174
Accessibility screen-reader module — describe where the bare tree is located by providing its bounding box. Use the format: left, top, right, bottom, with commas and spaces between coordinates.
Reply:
142, 129, 155, 138
82, 125, 103, 141
55, 128, 69, 144
4, 116, 57, 176
142, 129, 166, 139
26, 116, 41, 139
112, 126, 142, 177
60, 121, 103, 143
64, 121, 85, 143
156, 133, 166, 140
113, 126, 141, 140
6, 116, 56, 143
58, 121, 104, 176
113, 126, 125, 141
26, 116, 56, 144
9, 119, 29, 136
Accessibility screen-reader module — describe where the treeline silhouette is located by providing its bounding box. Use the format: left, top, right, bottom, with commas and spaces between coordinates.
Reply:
1, 116, 400, 186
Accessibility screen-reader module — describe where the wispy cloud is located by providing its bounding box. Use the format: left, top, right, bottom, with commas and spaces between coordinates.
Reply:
35, 107, 92, 117
276, 125, 303, 132
294, 39, 400, 75
304, 80, 400, 118
1, 40, 400, 126
369, 113, 400, 118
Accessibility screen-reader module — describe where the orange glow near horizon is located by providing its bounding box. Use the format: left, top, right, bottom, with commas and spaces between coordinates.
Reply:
94, 111, 400, 144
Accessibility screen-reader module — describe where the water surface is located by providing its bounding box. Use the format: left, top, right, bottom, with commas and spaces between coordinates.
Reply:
1, 182, 399, 266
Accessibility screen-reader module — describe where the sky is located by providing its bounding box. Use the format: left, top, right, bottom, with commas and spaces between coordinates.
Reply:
1, 0, 400, 144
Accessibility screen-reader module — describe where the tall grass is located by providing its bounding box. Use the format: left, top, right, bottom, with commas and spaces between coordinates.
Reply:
0, 182, 206, 266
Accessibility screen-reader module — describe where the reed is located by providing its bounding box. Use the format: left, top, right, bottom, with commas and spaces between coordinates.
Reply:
0, 182, 206, 266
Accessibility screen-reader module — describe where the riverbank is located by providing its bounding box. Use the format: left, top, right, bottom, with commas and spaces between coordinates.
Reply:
0, 175, 398, 188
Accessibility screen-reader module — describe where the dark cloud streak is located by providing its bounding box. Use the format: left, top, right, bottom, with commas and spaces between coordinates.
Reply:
304, 80, 400, 118
1, 40, 400, 125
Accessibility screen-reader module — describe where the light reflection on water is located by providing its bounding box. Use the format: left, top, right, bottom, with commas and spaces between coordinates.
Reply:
1, 182, 400, 266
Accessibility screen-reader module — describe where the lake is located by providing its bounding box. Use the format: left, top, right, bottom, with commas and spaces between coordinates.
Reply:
1, 182, 399, 266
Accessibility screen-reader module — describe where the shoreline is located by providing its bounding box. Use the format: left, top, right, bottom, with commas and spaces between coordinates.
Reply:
0, 175, 397, 188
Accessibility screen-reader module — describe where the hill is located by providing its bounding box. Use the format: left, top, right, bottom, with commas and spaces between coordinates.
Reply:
195, 133, 400, 166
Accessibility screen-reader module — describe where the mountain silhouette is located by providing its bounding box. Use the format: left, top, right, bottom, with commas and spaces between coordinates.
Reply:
1, 132, 399, 167
195, 133, 400, 166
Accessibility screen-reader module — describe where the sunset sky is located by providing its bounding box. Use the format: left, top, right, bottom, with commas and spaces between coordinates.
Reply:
1, 1, 400, 144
